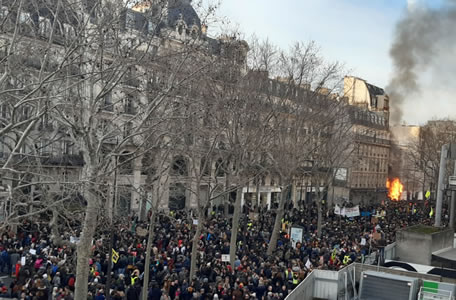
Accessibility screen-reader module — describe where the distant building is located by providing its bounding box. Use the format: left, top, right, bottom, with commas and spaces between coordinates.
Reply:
340, 76, 391, 205
390, 125, 423, 200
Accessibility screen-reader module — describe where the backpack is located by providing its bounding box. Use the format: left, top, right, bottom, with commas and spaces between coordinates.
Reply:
34, 258, 43, 269
68, 277, 75, 287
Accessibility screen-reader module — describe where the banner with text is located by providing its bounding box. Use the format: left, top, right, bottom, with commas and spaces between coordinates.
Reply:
335, 205, 360, 217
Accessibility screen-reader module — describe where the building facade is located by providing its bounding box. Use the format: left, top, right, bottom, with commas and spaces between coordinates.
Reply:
342, 76, 391, 204
0, 1, 391, 219
390, 125, 424, 200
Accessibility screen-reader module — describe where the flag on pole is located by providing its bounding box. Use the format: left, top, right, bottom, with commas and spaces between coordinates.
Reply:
425, 190, 431, 199
429, 207, 434, 218
112, 249, 119, 263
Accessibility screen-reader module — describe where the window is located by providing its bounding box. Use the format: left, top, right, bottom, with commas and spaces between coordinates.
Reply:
19, 11, 30, 24
64, 24, 75, 39
171, 156, 187, 176
200, 158, 211, 176
124, 95, 136, 114
0, 137, 5, 158
118, 152, 133, 175
39, 17, 51, 37
215, 158, 226, 177
148, 21, 155, 33
0, 6, 8, 18
126, 11, 136, 30
63, 141, 74, 155
123, 122, 132, 138
40, 139, 50, 155
21, 106, 30, 121
178, 24, 184, 35
103, 91, 113, 111
0, 104, 8, 119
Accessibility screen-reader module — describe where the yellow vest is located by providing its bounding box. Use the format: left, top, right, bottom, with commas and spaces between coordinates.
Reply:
292, 274, 299, 285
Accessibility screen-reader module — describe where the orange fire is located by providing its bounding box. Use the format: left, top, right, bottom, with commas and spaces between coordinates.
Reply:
386, 178, 404, 201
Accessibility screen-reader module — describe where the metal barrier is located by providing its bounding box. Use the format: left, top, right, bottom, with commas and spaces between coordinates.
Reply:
418, 286, 453, 300
286, 243, 398, 300
285, 270, 315, 300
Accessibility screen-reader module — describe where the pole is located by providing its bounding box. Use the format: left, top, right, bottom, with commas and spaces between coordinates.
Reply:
106, 143, 119, 300
105, 230, 115, 300
450, 161, 456, 229
435, 144, 449, 227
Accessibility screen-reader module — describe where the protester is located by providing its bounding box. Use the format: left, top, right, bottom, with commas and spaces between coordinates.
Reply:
0, 199, 441, 300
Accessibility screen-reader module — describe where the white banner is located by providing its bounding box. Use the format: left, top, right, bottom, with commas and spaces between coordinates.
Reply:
335, 205, 341, 215
345, 206, 360, 218
336, 205, 360, 217
290, 227, 303, 249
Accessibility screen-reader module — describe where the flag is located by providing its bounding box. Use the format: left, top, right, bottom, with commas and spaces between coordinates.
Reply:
429, 207, 434, 218
305, 258, 312, 270
112, 249, 119, 264
425, 190, 431, 199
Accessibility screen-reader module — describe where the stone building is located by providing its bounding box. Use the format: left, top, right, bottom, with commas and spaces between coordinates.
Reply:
342, 76, 391, 204
390, 125, 423, 200
0, 0, 386, 218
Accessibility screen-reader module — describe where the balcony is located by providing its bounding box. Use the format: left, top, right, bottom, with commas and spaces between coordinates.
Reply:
41, 153, 84, 167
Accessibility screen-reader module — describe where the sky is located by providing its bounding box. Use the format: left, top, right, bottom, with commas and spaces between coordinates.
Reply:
214, 0, 452, 125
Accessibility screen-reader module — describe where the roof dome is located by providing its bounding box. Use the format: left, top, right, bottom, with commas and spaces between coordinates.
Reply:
167, 0, 201, 29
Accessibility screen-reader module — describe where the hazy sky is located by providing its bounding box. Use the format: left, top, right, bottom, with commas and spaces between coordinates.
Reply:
215, 0, 453, 125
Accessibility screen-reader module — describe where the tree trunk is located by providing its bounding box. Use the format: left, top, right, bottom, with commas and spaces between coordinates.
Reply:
189, 208, 204, 280
229, 186, 242, 268
224, 170, 231, 217
316, 182, 323, 238
267, 185, 288, 256
141, 209, 157, 300
317, 194, 323, 238
74, 183, 98, 300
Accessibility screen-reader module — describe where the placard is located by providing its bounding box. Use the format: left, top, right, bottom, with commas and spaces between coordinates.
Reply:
373, 232, 381, 240
29, 249, 36, 255
221, 254, 230, 262
249, 212, 259, 221
70, 236, 80, 244
193, 219, 198, 225
136, 226, 148, 237
290, 227, 303, 249
344, 206, 360, 218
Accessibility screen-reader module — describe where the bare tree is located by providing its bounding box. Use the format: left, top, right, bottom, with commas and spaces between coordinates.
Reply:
0, 0, 221, 299
263, 41, 346, 255
408, 120, 456, 194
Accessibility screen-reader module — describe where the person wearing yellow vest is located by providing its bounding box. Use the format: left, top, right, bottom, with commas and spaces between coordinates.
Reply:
285, 267, 300, 287
131, 274, 138, 286
130, 269, 140, 286
285, 268, 293, 283
292, 272, 299, 286
343, 255, 351, 265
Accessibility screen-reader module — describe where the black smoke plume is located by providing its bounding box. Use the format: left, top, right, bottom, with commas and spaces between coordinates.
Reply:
388, 0, 456, 124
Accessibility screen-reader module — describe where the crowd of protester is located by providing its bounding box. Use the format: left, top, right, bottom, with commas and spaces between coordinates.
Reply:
0, 199, 444, 300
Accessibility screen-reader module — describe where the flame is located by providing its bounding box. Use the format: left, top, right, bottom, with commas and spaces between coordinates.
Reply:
386, 178, 404, 201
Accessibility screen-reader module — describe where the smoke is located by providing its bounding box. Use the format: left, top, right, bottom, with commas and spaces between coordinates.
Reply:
388, 0, 456, 124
